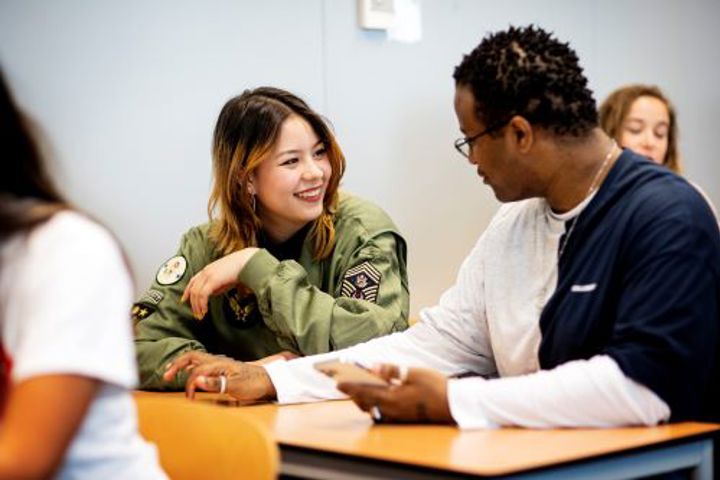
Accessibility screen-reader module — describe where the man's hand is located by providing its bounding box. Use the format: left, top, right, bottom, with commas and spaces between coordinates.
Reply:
163, 351, 276, 401
180, 248, 259, 319
337, 364, 454, 424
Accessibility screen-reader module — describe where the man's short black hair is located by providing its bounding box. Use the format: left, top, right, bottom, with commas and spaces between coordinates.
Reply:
453, 25, 598, 137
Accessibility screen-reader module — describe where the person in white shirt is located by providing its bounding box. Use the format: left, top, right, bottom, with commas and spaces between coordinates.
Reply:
0, 68, 166, 479
164, 25, 720, 437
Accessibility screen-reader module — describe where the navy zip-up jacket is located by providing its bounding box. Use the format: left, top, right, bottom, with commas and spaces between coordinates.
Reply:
539, 149, 720, 423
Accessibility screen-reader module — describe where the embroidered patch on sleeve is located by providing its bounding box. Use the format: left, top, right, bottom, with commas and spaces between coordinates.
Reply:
132, 303, 156, 322
340, 262, 381, 303
156, 256, 187, 285
139, 289, 165, 306
223, 289, 261, 329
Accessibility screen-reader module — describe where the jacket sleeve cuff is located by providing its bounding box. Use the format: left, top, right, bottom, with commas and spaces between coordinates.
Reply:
447, 377, 500, 430
238, 248, 280, 292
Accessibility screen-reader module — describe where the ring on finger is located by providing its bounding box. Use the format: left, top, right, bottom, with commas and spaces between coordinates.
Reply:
219, 374, 227, 395
370, 405, 383, 422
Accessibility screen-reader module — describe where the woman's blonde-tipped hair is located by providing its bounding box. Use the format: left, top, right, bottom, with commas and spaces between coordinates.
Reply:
599, 84, 681, 174
208, 87, 346, 260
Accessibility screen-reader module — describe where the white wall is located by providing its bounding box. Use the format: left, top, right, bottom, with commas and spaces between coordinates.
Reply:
2, 0, 718, 317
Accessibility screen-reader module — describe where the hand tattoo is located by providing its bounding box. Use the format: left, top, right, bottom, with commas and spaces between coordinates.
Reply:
416, 401, 429, 421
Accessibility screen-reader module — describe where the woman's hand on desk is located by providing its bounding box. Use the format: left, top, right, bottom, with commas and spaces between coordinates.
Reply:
337, 364, 454, 424
162, 350, 276, 401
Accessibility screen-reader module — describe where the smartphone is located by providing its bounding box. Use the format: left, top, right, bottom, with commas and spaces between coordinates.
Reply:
314, 360, 389, 387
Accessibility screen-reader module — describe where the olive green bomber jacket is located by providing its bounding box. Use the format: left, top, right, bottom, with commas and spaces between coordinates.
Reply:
134, 193, 409, 390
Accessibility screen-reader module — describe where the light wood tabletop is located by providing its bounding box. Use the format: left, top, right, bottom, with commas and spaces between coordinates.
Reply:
134, 391, 719, 478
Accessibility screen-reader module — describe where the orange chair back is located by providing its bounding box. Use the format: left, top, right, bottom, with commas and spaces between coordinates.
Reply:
135, 396, 278, 480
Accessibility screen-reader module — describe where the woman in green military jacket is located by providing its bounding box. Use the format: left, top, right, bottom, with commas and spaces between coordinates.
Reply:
134, 87, 409, 390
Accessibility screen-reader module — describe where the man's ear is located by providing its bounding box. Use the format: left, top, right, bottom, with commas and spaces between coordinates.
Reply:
507, 116, 533, 153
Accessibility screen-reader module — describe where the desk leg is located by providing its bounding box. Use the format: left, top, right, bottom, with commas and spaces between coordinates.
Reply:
691, 439, 713, 480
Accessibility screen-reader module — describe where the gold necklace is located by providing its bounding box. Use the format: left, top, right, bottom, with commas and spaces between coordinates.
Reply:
557, 140, 618, 260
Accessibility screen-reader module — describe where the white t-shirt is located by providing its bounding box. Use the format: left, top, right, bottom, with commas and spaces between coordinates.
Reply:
265, 198, 670, 429
0, 211, 166, 479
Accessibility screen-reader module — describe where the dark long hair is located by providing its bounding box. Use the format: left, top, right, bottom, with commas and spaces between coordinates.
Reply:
0, 68, 67, 240
0, 67, 68, 409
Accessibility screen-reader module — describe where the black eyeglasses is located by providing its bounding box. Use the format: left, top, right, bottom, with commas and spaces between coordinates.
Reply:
453, 116, 514, 159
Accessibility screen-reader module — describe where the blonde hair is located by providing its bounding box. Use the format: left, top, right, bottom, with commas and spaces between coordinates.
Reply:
208, 87, 346, 259
599, 84, 681, 174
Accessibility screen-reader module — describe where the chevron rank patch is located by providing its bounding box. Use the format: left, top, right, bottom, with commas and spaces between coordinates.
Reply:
340, 262, 381, 303
156, 256, 187, 285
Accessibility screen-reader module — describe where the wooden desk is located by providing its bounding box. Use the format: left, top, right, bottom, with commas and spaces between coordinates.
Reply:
134, 391, 718, 479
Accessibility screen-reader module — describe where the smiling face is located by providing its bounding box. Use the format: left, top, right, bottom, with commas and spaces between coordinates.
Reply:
250, 114, 331, 243
620, 95, 670, 165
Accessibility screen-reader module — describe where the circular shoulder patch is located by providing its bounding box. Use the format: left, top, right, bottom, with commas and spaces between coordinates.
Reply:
156, 255, 188, 285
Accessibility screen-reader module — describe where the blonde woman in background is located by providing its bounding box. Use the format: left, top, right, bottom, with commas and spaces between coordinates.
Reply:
600, 84, 716, 215
600, 84, 680, 171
